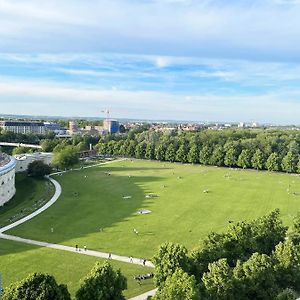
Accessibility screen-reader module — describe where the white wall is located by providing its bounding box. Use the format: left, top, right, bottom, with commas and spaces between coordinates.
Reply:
0, 164, 16, 206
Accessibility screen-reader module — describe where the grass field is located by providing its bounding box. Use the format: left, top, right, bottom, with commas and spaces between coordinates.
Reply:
7, 159, 300, 259
0, 239, 154, 299
0, 174, 55, 228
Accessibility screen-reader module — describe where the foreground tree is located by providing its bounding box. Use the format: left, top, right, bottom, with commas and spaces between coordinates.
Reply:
153, 242, 190, 287
27, 160, 52, 178
3, 273, 70, 300
153, 268, 199, 300
202, 258, 234, 299
76, 262, 127, 300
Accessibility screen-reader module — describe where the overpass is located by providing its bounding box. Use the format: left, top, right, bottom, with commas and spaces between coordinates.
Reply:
0, 142, 42, 149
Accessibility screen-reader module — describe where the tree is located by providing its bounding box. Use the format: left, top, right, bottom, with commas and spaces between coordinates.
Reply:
126, 140, 137, 157
153, 268, 199, 300
266, 152, 280, 171
281, 152, 298, 173
210, 145, 224, 166
3, 273, 70, 300
199, 146, 211, 165
12, 146, 32, 155
276, 288, 298, 300
97, 143, 107, 155
135, 142, 146, 159
176, 145, 188, 163
165, 144, 176, 162
297, 158, 300, 173
252, 209, 287, 255
155, 144, 166, 161
251, 149, 264, 170
76, 262, 127, 300
153, 242, 190, 287
234, 253, 278, 300
224, 143, 238, 167
27, 160, 52, 177
202, 258, 234, 300
272, 240, 300, 289
237, 149, 251, 169
52, 146, 79, 170
187, 145, 199, 164
145, 144, 155, 160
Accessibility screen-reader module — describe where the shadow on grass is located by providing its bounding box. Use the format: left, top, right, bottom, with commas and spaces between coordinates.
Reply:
3, 164, 165, 257
0, 174, 54, 228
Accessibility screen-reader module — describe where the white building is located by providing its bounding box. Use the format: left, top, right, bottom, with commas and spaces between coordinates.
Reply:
14, 152, 53, 172
0, 121, 45, 134
0, 153, 16, 206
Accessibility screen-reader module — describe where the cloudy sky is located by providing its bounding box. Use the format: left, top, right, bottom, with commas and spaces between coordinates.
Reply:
0, 0, 300, 123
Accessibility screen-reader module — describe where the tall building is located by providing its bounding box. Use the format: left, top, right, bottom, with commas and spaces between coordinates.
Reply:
103, 119, 119, 134
69, 121, 78, 135
0, 121, 45, 134
0, 153, 16, 206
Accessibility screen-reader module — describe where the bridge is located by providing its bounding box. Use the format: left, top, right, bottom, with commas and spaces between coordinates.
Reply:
0, 142, 42, 149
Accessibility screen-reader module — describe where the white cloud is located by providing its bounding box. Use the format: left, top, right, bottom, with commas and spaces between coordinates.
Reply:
0, 77, 299, 123
0, 0, 300, 59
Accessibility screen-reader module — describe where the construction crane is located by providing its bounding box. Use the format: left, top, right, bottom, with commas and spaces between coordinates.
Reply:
101, 109, 110, 121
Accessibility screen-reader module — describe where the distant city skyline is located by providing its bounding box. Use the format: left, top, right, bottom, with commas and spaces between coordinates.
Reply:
0, 0, 300, 124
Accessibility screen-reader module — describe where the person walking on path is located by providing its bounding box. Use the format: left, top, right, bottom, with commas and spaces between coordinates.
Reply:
130, 256, 133, 263
108, 253, 112, 259
84, 245, 87, 251
75, 244, 78, 251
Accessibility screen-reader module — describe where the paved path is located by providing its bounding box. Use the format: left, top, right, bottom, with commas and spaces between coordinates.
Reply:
0, 157, 157, 299
50, 158, 126, 176
128, 288, 158, 300
0, 233, 154, 268
0, 142, 42, 149
0, 177, 62, 233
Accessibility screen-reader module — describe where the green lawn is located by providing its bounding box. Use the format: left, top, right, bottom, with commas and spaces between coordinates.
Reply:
7, 159, 300, 259
0, 174, 55, 228
0, 239, 154, 299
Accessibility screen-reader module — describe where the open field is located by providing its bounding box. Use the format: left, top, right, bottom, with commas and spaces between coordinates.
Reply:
0, 239, 154, 299
0, 174, 55, 228
7, 159, 300, 259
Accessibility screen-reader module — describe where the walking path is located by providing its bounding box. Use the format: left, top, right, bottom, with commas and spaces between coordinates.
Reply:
0, 157, 157, 299
128, 288, 158, 300
50, 158, 126, 176
0, 233, 154, 268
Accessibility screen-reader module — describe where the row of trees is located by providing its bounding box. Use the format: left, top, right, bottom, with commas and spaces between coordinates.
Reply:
152, 210, 300, 299
3, 262, 127, 300
96, 128, 300, 173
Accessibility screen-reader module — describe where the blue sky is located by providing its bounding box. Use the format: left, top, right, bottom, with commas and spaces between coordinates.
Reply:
0, 0, 300, 123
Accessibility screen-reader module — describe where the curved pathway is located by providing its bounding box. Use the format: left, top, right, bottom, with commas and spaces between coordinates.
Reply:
0, 176, 61, 233
0, 158, 157, 299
